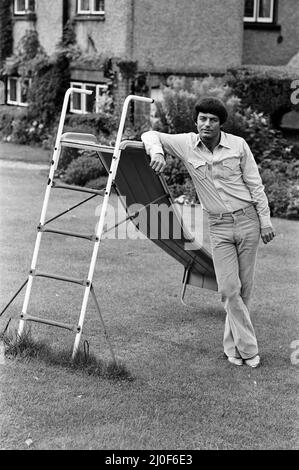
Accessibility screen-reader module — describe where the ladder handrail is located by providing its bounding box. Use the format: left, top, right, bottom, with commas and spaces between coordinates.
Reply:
53, 87, 93, 171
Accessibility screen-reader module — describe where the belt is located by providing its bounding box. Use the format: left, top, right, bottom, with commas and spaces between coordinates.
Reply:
209, 204, 254, 218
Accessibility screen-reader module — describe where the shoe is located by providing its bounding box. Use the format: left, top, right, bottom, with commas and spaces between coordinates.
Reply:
227, 356, 243, 366
244, 355, 260, 368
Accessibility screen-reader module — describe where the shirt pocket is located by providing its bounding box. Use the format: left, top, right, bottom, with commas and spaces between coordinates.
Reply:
219, 157, 240, 179
188, 159, 207, 180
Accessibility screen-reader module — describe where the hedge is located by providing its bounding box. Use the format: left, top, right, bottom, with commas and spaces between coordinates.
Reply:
226, 65, 299, 128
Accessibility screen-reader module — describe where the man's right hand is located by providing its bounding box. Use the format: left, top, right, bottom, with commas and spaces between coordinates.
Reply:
150, 153, 166, 174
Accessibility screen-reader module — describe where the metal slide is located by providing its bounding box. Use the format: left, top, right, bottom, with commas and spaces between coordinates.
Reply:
1, 91, 218, 360
59, 135, 218, 298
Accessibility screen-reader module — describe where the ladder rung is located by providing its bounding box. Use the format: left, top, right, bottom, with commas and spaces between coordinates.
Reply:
38, 226, 97, 241
52, 182, 105, 196
31, 270, 88, 286
21, 314, 78, 332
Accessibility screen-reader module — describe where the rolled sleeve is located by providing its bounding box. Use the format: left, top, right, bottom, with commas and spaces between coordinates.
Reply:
241, 139, 272, 229
141, 131, 189, 161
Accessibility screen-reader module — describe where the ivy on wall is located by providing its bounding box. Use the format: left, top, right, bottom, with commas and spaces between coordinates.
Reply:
1, 17, 147, 141
3, 29, 70, 128
0, 0, 13, 69
3, 29, 49, 76
116, 59, 138, 80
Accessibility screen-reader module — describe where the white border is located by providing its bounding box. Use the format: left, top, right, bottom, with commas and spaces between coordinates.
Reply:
257, 0, 274, 23
70, 82, 108, 114
244, 0, 274, 23
70, 82, 84, 113
77, 0, 105, 15
14, 0, 34, 15
244, 0, 257, 22
7, 77, 29, 107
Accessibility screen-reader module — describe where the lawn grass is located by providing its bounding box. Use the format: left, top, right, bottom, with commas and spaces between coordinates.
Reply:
0, 160, 298, 450
0, 141, 51, 165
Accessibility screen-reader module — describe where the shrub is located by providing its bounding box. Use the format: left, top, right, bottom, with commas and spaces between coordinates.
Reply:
223, 108, 271, 159
9, 114, 32, 144
0, 105, 27, 140
169, 179, 198, 204
226, 66, 299, 128
27, 51, 70, 127
262, 175, 290, 218
85, 176, 108, 189
65, 112, 118, 137
154, 75, 240, 134
62, 152, 107, 186
57, 146, 81, 172
286, 184, 299, 219
0, 105, 52, 145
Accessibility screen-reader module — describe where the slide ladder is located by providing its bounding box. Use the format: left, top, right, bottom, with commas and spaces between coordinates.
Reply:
1, 88, 153, 360
1, 88, 217, 361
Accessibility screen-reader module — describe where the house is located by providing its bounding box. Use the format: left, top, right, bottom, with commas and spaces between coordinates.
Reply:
243, 0, 299, 66
1, 0, 298, 114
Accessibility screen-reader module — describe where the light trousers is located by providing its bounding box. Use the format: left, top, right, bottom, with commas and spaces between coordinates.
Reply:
208, 205, 261, 359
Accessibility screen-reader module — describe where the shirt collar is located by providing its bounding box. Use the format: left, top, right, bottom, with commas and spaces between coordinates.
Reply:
194, 131, 231, 150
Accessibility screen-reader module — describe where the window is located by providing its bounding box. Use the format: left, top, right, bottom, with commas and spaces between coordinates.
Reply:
7, 77, 30, 106
14, 0, 35, 15
70, 82, 109, 114
8, 78, 17, 103
77, 0, 105, 15
244, 0, 275, 23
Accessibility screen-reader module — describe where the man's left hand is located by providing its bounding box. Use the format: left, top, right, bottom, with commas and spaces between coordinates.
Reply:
261, 226, 276, 244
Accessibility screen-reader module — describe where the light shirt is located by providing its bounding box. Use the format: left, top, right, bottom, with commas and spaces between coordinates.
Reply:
141, 130, 272, 228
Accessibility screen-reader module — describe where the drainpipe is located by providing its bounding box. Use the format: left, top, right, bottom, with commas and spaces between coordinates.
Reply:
128, 0, 135, 60
62, 0, 69, 29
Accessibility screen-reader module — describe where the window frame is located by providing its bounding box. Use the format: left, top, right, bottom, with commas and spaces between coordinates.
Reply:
14, 0, 35, 15
77, 0, 105, 15
7, 76, 30, 107
70, 81, 109, 114
244, 0, 275, 24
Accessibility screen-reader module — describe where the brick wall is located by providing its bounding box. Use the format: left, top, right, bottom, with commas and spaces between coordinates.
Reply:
243, 0, 299, 66
132, 0, 244, 73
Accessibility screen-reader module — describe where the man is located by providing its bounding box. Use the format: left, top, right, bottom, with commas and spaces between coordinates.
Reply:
141, 96, 275, 368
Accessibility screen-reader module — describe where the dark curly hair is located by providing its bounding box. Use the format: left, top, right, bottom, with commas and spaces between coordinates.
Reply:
193, 97, 228, 125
